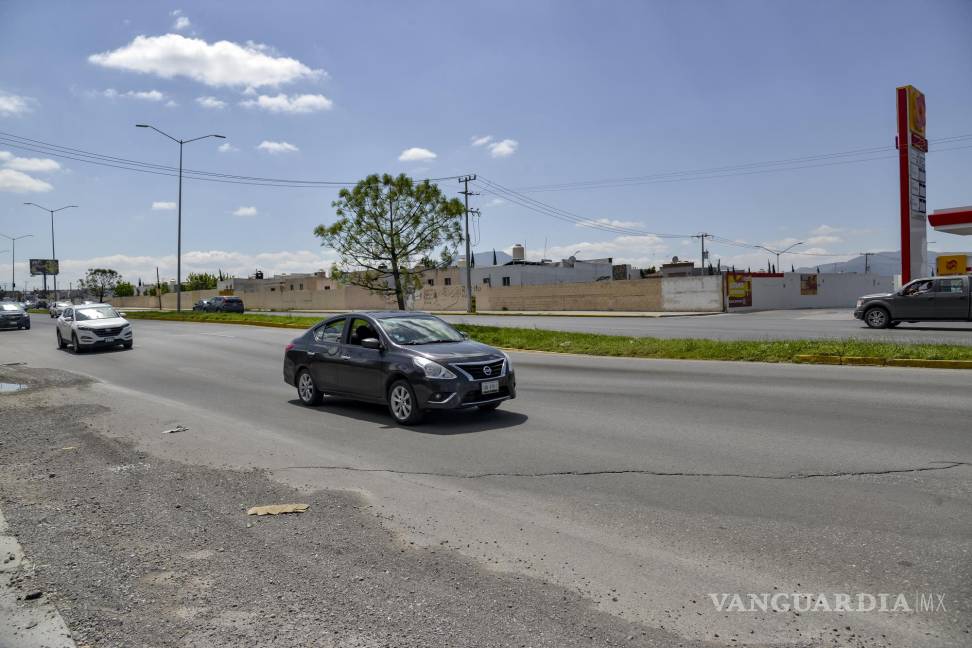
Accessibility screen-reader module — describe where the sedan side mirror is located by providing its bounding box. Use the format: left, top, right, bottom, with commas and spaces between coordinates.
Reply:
361, 337, 382, 350
118, 312, 127, 317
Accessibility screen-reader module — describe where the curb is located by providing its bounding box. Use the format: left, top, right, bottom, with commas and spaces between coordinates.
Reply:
794, 355, 972, 369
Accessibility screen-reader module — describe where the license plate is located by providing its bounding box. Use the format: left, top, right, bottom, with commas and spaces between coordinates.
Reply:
102, 337, 114, 343
481, 380, 499, 395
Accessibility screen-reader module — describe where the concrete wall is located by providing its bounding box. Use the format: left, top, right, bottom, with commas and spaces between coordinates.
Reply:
110, 289, 220, 310
731, 273, 894, 311
661, 275, 725, 311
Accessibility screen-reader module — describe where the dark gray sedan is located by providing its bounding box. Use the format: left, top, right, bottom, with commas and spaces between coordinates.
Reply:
283, 311, 516, 424
0, 302, 30, 329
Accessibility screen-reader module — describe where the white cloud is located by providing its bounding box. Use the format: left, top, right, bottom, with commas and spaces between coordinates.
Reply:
233, 206, 258, 217
217, 142, 238, 153
486, 198, 506, 207
488, 138, 518, 158
575, 218, 644, 230
0, 152, 60, 173
171, 10, 191, 31
0, 92, 34, 116
103, 88, 166, 101
152, 201, 176, 210
257, 140, 298, 154
398, 147, 437, 162
239, 93, 333, 113
518, 234, 669, 267
0, 168, 53, 193
196, 96, 226, 109
89, 34, 322, 88
471, 135, 492, 147
811, 224, 842, 236
806, 235, 842, 245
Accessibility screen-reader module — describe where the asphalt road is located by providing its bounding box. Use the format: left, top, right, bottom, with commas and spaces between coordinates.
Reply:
2, 317, 971, 647
278, 308, 972, 345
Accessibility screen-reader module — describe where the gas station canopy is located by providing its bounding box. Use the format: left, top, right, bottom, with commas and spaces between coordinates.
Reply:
929, 206, 972, 236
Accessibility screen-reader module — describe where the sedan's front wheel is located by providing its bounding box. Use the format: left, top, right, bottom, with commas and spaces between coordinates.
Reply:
388, 379, 423, 425
296, 370, 323, 406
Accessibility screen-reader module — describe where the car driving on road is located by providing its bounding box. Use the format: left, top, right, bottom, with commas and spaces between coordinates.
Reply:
193, 296, 244, 313
855, 275, 972, 328
49, 300, 72, 318
56, 303, 133, 352
284, 311, 515, 424
0, 302, 30, 330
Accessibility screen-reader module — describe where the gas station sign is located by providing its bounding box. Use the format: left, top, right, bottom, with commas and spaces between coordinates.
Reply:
936, 254, 969, 276
896, 85, 928, 283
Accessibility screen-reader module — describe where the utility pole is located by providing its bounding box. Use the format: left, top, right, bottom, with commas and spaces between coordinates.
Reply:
860, 252, 872, 274
137, 124, 226, 311
458, 175, 478, 313
156, 267, 163, 310
695, 233, 710, 274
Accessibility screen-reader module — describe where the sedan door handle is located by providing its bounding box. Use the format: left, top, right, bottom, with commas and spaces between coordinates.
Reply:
340, 354, 351, 360
307, 351, 317, 357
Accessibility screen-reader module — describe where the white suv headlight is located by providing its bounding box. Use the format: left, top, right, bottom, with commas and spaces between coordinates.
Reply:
413, 356, 457, 380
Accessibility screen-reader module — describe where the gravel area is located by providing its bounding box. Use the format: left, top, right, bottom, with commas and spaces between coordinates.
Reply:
0, 366, 698, 648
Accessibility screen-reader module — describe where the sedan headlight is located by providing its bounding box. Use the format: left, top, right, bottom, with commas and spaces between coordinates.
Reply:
500, 350, 513, 371
413, 356, 457, 380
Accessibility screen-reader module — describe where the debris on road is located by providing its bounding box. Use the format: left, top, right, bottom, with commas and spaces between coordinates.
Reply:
246, 503, 309, 516
162, 425, 188, 434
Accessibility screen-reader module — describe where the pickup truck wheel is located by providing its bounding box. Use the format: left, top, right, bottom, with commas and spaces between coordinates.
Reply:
864, 307, 890, 329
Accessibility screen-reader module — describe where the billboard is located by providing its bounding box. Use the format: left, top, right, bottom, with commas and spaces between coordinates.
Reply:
29, 259, 59, 276
896, 85, 928, 284
936, 254, 968, 276
726, 272, 752, 307
800, 274, 818, 296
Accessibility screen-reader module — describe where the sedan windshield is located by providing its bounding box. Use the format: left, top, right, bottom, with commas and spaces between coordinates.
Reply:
75, 306, 120, 321
0, 303, 22, 311
377, 316, 463, 345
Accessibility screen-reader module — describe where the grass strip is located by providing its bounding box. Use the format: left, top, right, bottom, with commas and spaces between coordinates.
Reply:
123, 310, 972, 364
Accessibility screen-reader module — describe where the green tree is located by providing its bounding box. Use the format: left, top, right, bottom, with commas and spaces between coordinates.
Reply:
184, 272, 218, 291
315, 174, 464, 309
146, 283, 170, 297
114, 281, 135, 297
79, 268, 122, 302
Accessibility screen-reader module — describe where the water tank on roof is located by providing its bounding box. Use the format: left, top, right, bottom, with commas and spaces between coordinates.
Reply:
512, 244, 525, 261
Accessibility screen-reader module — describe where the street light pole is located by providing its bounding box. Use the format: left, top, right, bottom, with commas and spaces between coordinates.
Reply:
0, 233, 34, 297
24, 203, 77, 300
136, 124, 225, 311
754, 242, 804, 272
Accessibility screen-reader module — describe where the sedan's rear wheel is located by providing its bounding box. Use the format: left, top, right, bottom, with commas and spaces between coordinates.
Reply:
297, 370, 323, 406
864, 307, 890, 329
388, 380, 423, 425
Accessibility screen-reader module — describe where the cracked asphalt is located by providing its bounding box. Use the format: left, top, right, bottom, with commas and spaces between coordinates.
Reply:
2, 318, 972, 647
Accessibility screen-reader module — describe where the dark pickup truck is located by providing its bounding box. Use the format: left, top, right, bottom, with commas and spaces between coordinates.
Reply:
854, 275, 972, 328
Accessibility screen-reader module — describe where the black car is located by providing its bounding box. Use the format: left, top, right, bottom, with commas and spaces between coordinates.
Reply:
0, 302, 30, 330
283, 311, 516, 424
193, 296, 244, 313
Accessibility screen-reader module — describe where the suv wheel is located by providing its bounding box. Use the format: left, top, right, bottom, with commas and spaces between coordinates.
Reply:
296, 370, 323, 406
72, 333, 84, 353
388, 379, 423, 425
864, 307, 890, 329
57, 329, 66, 349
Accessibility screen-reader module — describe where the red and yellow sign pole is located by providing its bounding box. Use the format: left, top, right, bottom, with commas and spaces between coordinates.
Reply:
896, 85, 927, 283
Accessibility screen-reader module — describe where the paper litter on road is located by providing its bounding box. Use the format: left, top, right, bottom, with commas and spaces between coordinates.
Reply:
162, 425, 188, 434
246, 503, 309, 516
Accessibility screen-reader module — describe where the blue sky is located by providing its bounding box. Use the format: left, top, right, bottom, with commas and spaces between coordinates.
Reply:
1, 0, 971, 288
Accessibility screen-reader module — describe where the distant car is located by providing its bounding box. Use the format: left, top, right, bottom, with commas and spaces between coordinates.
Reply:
0, 303, 30, 330
283, 311, 515, 424
56, 303, 133, 352
49, 301, 72, 318
855, 275, 972, 328
193, 295, 244, 313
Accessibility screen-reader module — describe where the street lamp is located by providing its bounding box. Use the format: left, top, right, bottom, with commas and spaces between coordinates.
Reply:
24, 203, 77, 300
754, 241, 804, 272
136, 124, 225, 311
0, 233, 34, 298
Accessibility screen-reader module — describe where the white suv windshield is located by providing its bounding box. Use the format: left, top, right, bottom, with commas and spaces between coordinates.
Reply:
0, 304, 21, 311
75, 306, 119, 321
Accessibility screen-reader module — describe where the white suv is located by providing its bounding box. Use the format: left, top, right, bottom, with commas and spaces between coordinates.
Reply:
57, 303, 133, 352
